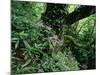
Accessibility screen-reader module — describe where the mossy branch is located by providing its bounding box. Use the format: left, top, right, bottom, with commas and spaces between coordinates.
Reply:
64, 35, 93, 48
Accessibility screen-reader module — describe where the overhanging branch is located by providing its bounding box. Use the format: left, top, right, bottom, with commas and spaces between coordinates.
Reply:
65, 6, 96, 25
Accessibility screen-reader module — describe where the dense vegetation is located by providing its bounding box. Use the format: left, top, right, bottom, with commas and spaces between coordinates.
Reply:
11, 1, 96, 74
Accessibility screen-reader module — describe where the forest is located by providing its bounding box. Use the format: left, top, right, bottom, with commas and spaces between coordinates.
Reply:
11, 1, 96, 74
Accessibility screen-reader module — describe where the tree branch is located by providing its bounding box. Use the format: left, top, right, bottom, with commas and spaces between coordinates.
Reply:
65, 35, 94, 48
65, 6, 96, 25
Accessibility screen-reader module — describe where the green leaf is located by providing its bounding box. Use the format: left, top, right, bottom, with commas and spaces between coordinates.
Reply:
15, 40, 19, 49
22, 59, 31, 68
23, 40, 31, 50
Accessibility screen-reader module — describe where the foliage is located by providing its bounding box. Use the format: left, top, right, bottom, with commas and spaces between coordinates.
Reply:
67, 4, 79, 13
11, 1, 96, 74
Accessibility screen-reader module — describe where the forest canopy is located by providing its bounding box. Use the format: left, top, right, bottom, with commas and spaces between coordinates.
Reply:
11, 1, 96, 74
